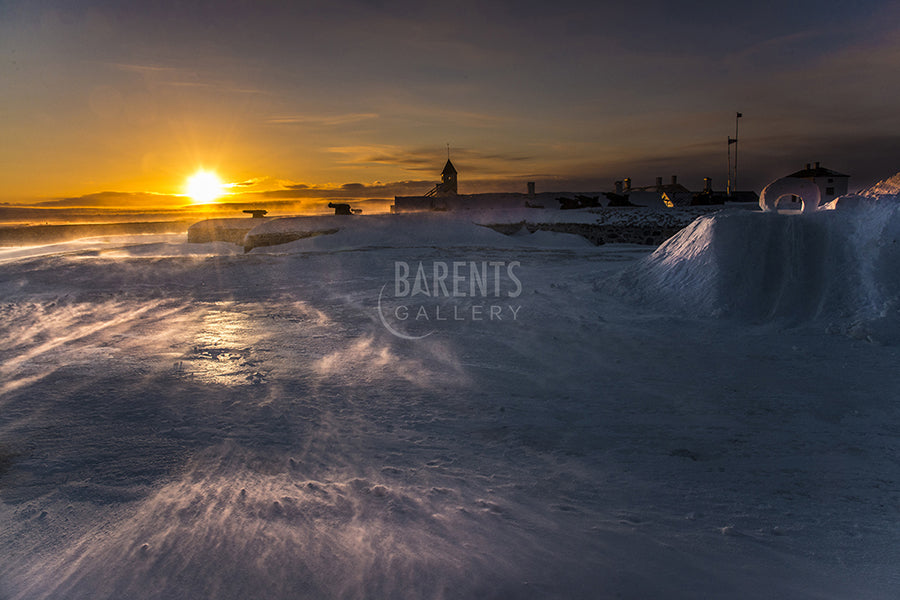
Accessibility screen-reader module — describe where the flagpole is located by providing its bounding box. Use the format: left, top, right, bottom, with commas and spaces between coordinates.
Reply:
734, 112, 742, 196
727, 137, 732, 196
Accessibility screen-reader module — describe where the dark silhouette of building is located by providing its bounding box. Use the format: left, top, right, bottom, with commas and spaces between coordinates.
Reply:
424, 159, 458, 197
393, 159, 541, 212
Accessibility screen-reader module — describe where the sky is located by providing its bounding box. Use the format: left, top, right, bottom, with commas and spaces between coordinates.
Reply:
2, 0, 900, 209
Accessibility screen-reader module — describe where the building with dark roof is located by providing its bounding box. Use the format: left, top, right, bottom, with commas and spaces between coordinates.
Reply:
786, 162, 849, 206
393, 159, 535, 212
621, 176, 692, 207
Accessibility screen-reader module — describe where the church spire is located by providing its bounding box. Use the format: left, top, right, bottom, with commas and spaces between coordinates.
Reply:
440, 150, 457, 195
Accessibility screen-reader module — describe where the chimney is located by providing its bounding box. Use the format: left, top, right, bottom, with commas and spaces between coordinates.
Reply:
655, 176, 663, 190
671, 175, 677, 186
814, 161, 820, 170
527, 181, 535, 196
704, 177, 712, 193
806, 163, 811, 170
624, 178, 631, 192
615, 180, 623, 194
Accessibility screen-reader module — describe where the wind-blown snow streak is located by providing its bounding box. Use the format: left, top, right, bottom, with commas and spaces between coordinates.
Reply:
0, 299, 191, 397
9, 444, 533, 600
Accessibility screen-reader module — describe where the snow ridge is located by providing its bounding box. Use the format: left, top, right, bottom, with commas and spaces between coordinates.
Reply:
613, 204, 900, 337
859, 171, 900, 197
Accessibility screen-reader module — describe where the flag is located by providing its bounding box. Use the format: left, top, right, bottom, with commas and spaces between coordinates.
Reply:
736, 112, 743, 118
728, 137, 737, 144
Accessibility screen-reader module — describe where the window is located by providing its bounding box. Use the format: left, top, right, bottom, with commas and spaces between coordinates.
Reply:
826, 187, 835, 196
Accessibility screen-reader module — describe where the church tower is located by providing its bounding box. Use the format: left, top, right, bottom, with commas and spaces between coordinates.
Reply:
423, 154, 459, 199
440, 159, 458, 195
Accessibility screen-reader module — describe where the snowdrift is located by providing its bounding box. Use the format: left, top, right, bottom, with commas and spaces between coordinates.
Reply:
241, 212, 588, 251
614, 203, 900, 336
188, 207, 725, 252
860, 172, 900, 197
187, 217, 271, 244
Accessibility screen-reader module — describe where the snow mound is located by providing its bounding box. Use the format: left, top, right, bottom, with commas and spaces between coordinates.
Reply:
187, 217, 271, 244
613, 206, 900, 336
859, 171, 900, 197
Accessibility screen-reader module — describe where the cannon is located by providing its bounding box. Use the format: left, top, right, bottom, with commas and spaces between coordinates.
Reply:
328, 202, 357, 216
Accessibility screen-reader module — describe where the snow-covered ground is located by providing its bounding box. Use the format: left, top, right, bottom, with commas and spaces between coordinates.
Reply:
1, 204, 900, 599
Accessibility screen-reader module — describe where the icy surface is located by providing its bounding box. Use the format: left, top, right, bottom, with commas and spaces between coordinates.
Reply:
1, 217, 899, 599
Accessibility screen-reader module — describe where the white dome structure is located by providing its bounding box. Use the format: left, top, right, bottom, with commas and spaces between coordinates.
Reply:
759, 177, 822, 213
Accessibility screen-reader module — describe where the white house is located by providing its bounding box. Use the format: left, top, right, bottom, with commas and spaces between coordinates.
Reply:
785, 162, 849, 206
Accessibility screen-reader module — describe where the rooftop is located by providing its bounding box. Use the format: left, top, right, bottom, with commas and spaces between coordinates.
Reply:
787, 162, 849, 179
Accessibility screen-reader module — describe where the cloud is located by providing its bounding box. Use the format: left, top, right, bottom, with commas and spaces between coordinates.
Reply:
266, 113, 379, 126
327, 146, 435, 170
34, 191, 188, 209
227, 177, 271, 189
327, 145, 535, 174
106, 61, 270, 95
108, 62, 185, 75
253, 180, 434, 199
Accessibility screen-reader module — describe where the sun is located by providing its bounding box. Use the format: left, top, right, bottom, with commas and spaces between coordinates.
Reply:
185, 170, 225, 204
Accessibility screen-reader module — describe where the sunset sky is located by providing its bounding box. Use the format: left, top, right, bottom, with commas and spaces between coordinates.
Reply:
2, 0, 900, 208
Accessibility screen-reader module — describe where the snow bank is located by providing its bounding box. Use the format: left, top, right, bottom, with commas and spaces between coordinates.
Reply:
244, 213, 590, 251
612, 205, 900, 336
187, 217, 271, 244
819, 170, 900, 210
238, 208, 730, 252
859, 171, 900, 197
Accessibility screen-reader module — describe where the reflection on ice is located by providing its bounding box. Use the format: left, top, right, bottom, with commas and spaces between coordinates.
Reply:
181, 308, 263, 387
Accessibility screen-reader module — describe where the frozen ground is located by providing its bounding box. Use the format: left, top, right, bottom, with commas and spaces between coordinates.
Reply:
1, 207, 900, 599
